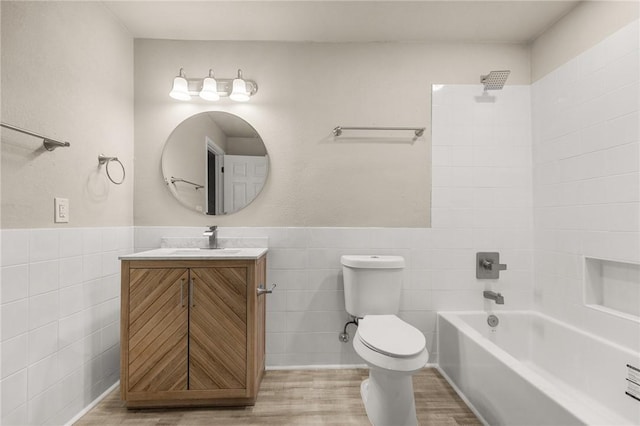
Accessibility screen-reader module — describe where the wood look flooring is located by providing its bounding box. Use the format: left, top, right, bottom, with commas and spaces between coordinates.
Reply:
75, 368, 481, 425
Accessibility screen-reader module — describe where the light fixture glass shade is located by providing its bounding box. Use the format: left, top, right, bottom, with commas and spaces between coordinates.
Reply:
199, 76, 220, 101
230, 70, 250, 102
169, 75, 190, 101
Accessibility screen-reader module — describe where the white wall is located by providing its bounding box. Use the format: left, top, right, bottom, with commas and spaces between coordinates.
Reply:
531, 19, 640, 352
0, 2, 134, 425
531, 0, 639, 81
134, 39, 530, 227
134, 84, 533, 367
1, 1, 134, 228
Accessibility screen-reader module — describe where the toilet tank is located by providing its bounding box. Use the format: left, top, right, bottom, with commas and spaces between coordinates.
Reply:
341, 255, 405, 317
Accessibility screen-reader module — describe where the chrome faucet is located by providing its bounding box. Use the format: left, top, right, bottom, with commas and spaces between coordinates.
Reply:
483, 290, 504, 305
203, 226, 218, 249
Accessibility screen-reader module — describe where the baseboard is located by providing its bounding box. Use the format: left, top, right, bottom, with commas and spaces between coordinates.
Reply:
267, 364, 368, 371
64, 380, 120, 426
435, 366, 489, 426
266, 363, 438, 371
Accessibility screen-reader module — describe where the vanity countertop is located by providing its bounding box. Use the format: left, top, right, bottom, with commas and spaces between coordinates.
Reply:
119, 247, 268, 260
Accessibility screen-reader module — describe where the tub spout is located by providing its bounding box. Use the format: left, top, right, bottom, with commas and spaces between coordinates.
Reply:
483, 290, 504, 304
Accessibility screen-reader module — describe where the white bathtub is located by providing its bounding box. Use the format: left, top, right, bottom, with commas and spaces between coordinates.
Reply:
438, 311, 640, 426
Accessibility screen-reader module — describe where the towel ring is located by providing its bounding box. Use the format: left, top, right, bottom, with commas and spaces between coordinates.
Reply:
98, 154, 125, 185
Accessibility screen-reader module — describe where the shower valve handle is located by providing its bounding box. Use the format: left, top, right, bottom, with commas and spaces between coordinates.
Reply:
476, 252, 507, 279
482, 259, 507, 271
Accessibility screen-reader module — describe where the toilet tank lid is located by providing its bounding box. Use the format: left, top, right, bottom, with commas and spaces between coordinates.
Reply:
341, 255, 405, 269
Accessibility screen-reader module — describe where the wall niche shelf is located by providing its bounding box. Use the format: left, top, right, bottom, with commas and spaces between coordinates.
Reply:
584, 257, 640, 322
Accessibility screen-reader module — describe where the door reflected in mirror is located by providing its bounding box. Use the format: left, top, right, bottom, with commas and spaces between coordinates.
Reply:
162, 111, 268, 215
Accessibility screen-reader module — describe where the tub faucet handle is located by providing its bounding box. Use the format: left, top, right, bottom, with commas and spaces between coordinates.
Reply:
476, 252, 507, 279
482, 259, 507, 272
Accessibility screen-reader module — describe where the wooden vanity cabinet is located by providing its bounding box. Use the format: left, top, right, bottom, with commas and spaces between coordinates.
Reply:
120, 256, 266, 408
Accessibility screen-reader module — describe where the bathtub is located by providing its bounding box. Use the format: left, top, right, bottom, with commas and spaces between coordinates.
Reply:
438, 311, 640, 425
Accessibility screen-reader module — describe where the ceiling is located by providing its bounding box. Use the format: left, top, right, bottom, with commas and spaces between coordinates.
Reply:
103, 1, 580, 44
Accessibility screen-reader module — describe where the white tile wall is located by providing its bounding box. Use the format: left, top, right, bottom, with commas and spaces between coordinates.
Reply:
431, 84, 534, 313
131, 85, 532, 369
532, 19, 640, 352
0, 227, 133, 425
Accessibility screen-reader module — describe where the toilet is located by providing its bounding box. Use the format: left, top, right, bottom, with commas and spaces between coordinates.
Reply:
341, 255, 428, 426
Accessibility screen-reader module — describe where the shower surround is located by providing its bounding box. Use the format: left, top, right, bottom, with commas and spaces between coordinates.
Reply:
531, 19, 639, 352
438, 18, 640, 425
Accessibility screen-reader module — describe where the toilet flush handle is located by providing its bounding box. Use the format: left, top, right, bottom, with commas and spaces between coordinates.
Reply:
257, 283, 277, 296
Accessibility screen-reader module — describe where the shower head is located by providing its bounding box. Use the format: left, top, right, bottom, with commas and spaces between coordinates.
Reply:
480, 70, 511, 90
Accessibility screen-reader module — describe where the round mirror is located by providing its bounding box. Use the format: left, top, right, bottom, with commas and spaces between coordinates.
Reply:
162, 111, 268, 215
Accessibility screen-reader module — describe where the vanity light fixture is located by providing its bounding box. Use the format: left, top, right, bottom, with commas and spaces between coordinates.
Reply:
199, 69, 220, 101
169, 68, 191, 101
168, 67, 258, 102
229, 69, 250, 102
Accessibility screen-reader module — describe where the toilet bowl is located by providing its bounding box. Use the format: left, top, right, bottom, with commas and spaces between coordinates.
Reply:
353, 315, 429, 426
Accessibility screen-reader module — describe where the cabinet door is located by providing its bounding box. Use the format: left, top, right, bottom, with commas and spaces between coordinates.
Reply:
189, 267, 247, 390
127, 268, 189, 394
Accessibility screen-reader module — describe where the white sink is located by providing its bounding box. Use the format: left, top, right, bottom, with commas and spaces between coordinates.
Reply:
168, 248, 241, 255
120, 247, 267, 260
167, 249, 202, 254
215, 249, 241, 254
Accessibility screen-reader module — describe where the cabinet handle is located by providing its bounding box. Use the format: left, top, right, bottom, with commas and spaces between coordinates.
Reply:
257, 283, 277, 296
189, 278, 195, 307
180, 278, 186, 307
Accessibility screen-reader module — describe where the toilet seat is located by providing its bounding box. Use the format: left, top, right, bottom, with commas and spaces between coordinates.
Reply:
358, 315, 426, 358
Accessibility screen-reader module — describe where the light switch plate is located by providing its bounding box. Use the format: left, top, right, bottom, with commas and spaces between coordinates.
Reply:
54, 197, 69, 223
